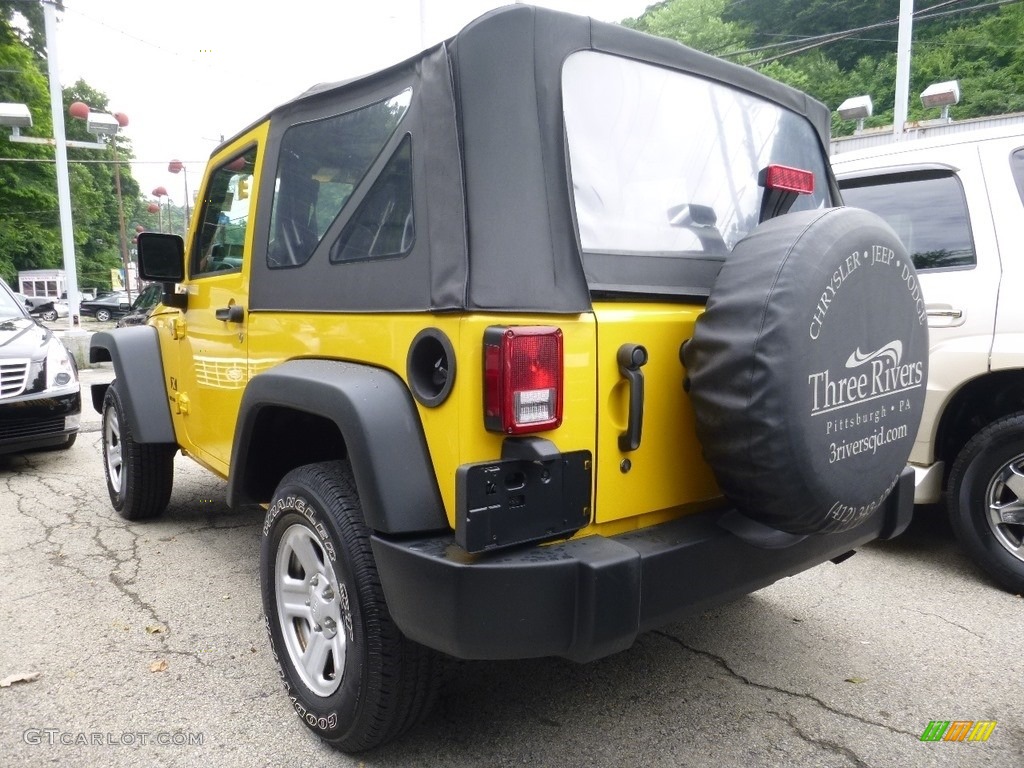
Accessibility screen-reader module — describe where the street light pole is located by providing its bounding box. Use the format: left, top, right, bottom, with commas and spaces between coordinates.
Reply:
42, 0, 82, 331
111, 143, 133, 304
893, 0, 914, 138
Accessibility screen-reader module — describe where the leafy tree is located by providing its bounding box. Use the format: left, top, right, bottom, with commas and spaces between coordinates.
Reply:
0, 33, 60, 285
0, 4, 148, 292
623, 0, 751, 56
625, 0, 1024, 138
0, 0, 46, 54
723, 0, 1002, 70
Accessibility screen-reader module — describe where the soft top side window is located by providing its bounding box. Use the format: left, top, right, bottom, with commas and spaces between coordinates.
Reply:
267, 89, 412, 269
840, 170, 975, 271
329, 135, 414, 264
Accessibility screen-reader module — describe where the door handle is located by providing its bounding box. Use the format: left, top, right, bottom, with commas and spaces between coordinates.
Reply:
926, 308, 963, 319
215, 304, 244, 323
617, 343, 649, 452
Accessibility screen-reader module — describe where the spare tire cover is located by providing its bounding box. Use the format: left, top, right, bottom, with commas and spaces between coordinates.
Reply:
683, 207, 928, 534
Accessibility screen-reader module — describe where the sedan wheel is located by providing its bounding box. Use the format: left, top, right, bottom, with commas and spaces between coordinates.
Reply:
95, 308, 112, 322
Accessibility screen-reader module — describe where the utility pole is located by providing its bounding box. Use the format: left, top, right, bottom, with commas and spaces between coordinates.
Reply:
893, 0, 914, 138
42, 0, 83, 331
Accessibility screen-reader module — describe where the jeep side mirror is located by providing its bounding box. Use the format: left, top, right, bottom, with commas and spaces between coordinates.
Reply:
137, 232, 186, 282
137, 232, 187, 310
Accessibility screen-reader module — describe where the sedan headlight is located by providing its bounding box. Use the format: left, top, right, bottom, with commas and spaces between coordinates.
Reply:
45, 338, 78, 390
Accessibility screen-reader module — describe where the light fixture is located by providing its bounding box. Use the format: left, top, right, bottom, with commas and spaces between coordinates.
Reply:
0, 102, 33, 128
837, 95, 873, 134
920, 80, 960, 123
920, 80, 960, 109
85, 111, 121, 136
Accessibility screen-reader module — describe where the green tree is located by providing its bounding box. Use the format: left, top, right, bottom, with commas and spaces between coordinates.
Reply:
623, 0, 751, 56
0, 3, 147, 292
625, 0, 1024, 137
0, 33, 60, 285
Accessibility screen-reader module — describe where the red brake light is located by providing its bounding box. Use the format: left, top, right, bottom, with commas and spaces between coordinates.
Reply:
761, 164, 815, 195
484, 326, 563, 435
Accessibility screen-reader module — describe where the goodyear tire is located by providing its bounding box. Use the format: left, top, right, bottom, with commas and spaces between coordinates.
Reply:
260, 461, 441, 752
683, 207, 928, 534
947, 414, 1024, 593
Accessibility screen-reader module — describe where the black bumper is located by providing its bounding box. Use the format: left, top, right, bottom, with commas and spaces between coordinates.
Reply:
0, 390, 81, 454
372, 466, 914, 663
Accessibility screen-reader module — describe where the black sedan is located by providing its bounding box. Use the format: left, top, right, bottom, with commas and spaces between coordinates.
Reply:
0, 281, 81, 453
115, 284, 163, 328
80, 291, 132, 322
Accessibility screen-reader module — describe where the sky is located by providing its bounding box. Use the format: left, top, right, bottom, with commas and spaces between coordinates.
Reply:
50, 0, 656, 204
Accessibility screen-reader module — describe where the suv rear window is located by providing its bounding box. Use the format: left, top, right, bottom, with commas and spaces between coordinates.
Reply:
562, 51, 830, 297
840, 170, 975, 271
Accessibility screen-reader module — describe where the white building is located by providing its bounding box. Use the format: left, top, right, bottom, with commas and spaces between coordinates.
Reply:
17, 269, 66, 301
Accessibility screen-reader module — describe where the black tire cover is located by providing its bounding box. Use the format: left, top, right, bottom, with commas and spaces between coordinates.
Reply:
683, 207, 929, 534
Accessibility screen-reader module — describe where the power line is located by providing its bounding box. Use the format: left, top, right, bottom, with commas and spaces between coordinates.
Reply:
725, 0, 973, 57
720, 0, 1015, 65
0, 156, 205, 165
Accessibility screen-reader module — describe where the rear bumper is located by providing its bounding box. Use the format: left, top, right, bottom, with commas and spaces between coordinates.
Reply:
372, 465, 914, 663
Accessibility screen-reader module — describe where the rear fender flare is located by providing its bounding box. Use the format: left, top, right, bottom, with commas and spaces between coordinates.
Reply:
228, 359, 448, 535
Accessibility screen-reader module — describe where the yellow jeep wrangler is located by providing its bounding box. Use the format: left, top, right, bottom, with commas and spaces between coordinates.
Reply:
90, 5, 927, 752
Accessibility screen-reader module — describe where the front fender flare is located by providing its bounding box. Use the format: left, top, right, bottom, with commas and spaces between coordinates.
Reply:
89, 327, 176, 444
228, 359, 448, 535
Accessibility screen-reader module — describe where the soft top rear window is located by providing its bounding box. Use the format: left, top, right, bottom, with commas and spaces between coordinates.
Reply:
562, 51, 830, 297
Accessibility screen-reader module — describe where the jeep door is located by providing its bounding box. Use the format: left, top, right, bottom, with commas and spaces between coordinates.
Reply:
171, 132, 264, 472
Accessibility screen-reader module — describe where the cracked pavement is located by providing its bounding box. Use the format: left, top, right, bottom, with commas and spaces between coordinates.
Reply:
0, 367, 1021, 767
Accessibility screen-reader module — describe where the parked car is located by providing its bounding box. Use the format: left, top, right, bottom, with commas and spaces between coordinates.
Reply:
115, 284, 163, 328
91, 5, 925, 751
0, 280, 81, 453
80, 291, 131, 322
29, 298, 69, 322
833, 124, 1024, 593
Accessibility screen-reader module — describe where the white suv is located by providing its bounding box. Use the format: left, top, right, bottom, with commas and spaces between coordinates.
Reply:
833, 125, 1024, 593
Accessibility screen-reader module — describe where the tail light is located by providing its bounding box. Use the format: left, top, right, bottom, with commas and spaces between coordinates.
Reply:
761, 164, 815, 194
484, 326, 563, 434
759, 163, 815, 222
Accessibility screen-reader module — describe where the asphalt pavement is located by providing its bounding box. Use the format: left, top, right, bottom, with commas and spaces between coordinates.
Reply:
0, 354, 1021, 767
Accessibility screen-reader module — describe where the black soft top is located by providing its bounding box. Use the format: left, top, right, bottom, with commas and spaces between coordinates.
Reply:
242, 4, 832, 314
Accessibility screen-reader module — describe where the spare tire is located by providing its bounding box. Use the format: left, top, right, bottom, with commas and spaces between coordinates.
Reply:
683, 207, 928, 534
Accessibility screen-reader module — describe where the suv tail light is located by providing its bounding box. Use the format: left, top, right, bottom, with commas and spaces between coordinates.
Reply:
484, 326, 563, 434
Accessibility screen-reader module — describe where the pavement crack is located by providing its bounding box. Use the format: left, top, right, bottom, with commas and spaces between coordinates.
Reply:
769, 710, 873, 767
905, 608, 985, 640
652, 630, 918, 739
